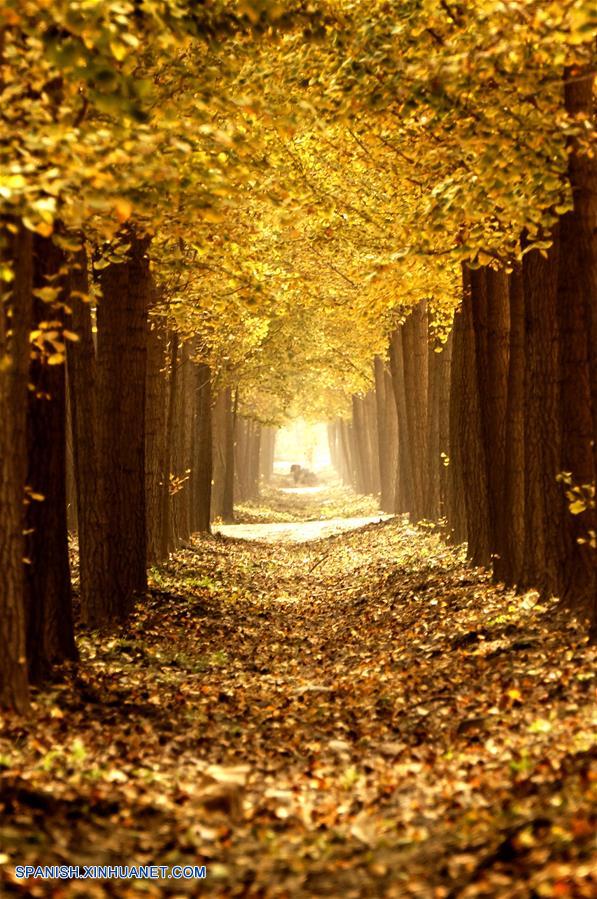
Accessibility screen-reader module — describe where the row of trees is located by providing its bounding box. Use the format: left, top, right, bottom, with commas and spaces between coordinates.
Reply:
1, 2, 596, 712
333, 225, 595, 634
1, 228, 280, 711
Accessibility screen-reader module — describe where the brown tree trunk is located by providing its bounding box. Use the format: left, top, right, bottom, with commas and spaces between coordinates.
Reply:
260, 426, 276, 485
478, 268, 511, 581
171, 341, 192, 546
95, 231, 149, 623
338, 418, 355, 488
364, 389, 380, 496
235, 415, 249, 503
502, 264, 526, 587
401, 301, 429, 521
374, 356, 395, 511
460, 267, 491, 565
67, 245, 112, 623
389, 325, 414, 515
522, 235, 568, 596
446, 310, 468, 544
557, 68, 597, 627
25, 234, 77, 683
223, 387, 237, 521
210, 387, 226, 521
438, 330, 453, 523
0, 222, 32, 711
192, 362, 212, 533
247, 421, 262, 500
145, 308, 168, 565
160, 331, 178, 559
351, 395, 369, 494
425, 339, 442, 521
384, 368, 399, 513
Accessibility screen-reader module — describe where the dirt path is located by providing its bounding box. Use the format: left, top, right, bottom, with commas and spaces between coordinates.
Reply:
215, 513, 391, 543
0, 487, 594, 898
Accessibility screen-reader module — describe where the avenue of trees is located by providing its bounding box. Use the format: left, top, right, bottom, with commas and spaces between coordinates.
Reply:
0, 1, 595, 712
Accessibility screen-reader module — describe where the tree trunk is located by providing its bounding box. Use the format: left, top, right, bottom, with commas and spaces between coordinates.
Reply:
0, 222, 32, 711
389, 325, 414, 515
95, 231, 149, 623
374, 357, 395, 511
438, 330, 453, 523
446, 310, 468, 544
351, 395, 369, 494
502, 264, 526, 587
460, 267, 491, 565
364, 389, 380, 496
522, 235, 568, 596
557, 67, 597, 628
260, 427, 276, 484
223, 388, 237, 521
160, 331, 178, 559
145, 307, 168, 565
192, 362, 212, 533
479, 268, 511, 581
401, 301, 429, 521
338, 418, 355, 488
25, 234, 77, 683
425, 339, 442, 521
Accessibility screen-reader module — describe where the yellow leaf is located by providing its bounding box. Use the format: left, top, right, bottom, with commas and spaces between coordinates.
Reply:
110, 41, 128, 62
34, 222, 54, 238
114, 198, 133, 223
47, 353, 64, 365
199, 208, 224, 224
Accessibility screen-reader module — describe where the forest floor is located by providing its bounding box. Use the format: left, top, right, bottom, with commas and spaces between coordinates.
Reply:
0, 480, 595, 898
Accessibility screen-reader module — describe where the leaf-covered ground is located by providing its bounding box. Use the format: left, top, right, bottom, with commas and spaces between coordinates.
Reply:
233, 476, 380, 524
1, 486, 595, 898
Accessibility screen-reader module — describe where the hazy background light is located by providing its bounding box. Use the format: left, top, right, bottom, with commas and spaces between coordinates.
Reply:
274, 420, 332, 474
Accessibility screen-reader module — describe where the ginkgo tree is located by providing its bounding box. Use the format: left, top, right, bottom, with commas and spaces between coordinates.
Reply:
1, 0, 595, 713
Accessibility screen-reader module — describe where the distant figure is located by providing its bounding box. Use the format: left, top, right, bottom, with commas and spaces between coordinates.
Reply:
289, 464, 318, 486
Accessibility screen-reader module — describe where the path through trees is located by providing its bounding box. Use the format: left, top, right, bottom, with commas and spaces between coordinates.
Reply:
0, 4, 596, 894
0, 482, 594, 897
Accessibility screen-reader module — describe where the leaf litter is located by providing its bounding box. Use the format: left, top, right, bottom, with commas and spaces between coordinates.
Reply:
0, 486, 595, 898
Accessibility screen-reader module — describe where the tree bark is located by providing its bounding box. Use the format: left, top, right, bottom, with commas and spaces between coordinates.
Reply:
0, 222, 32, 711
460, 267, 491, 565
446, 310, 468, 544
25, 234, 77, 683
222, 387, 237, 521
438, 330, 453, 523
160, 331, 178, 559
389, 326, 414, 515
351, 395, 369, 495
95, 231, 149, 623
401, 301, 429, 521
145, 307, 168, 565
557, 67, 597, 627
192, 362, 212, 533
67, 246, 112, 623
425, 339, 442, 521
502, 264, 526, 587
374, 357, 394, 511
522, 235, 568, 596
479, 268, 511, 581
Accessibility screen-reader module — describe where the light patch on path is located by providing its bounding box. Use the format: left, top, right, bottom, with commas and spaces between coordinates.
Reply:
215, 514, 392, 544
279, 485, 324, 495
